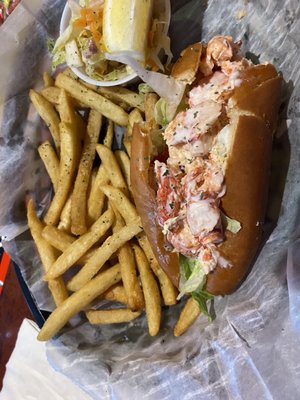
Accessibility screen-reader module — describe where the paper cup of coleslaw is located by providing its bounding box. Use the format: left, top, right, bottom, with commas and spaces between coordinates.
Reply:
57, 0, 172, 87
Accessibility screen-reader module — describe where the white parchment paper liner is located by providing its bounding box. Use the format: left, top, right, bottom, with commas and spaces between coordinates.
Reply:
1, 0, 300, 399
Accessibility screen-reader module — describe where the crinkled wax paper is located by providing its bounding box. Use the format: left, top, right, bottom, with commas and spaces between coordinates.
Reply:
1, 0, 300, 399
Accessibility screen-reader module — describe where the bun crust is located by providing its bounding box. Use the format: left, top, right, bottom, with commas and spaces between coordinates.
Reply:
206, 114, 274, 295
229, 64, 282, 132
171, 42, 203, 84
205, 65, 282, 295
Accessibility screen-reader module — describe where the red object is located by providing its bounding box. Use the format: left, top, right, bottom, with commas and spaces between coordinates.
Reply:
0, 252, 11, 296
0, 261, 33, 389
0, 5, 4, 25
0, 0, 20, 26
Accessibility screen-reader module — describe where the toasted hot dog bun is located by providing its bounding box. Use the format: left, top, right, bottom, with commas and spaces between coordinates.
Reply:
131, 39, 282, 296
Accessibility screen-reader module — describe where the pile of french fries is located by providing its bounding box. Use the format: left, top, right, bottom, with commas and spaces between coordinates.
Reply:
27, 68, 199, 341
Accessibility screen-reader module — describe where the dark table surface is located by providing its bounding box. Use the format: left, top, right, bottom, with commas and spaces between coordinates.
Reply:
0, 262, 32, 390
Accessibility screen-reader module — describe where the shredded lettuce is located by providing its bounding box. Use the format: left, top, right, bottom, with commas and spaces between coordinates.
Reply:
77, 35, 89, 53
47, 38, 55, 52
77, 34, 106, 66
178, 255, 206, 299
178, 254, 215, 320
53, 25, 74, 52
51, 48, 66, 70
221, 212, 242, 234
51, 1, 81, 69
154, 97, 169, 127
138, 83, 154, 94
191, 290, 215, 321
85, 64, 127, 81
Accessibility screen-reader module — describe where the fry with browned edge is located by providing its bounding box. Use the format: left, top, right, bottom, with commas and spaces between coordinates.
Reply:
38, 141, 59, 191
44, 122, 78, 226
71, 110, 102, 235
87, 164, 110, 225
173, 297, 201, 337
29, 89, 60, 150
102, 284, 128, 305
112, 209, 144, 311
137, 232, 178, 306
44, 208, 114, 280
55, 73, 129, 126
66, 220, 143, 291
27, 199, 68, 306
38, 264, 122, 341
96, 144, 128, 195
132, 244, 161, 336
86, 308, 141, 324
41, 225, 98, 264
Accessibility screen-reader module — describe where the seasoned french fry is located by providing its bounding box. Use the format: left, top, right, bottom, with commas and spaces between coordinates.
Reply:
58, 89, 74, 123
96, 144, 128, 194
100, 185, 138, 225
123, 127, 132, 157
119, 244, 145, 311
88, 168, 98, 194
63, 70, 98, 93
63, 68, 97, 91
57, 89, 86, 143
44, 122, 78, 226
41, 86, 86, 109
114, 150, 132, 195
102, 284, 128, 304
87, 164, 109, 225
55, 73, 129, 126
97, 86, 145, 112
38, 141, 59, 191
86, 308, 141, 325
173, 297, 201, 337
44, 208, 114, 280
62, 68, 97, 92
27, 199, 68, 306
123, 108, 144, 156
112, 209, 144, 311
38, 264, 122, 341
64, 69, 97, 91
58, 194, 72, 232
60, 167, 96, 232
79, 79, 98, 91
71, 110, 102, 235
132, 245, 161, 336
43, 71, 54, 87
62, 67, 79, 80
103, 119, 114, 149
29, 89, 60, 150
111, 205, 124, 230
137, 232, 178, 306
66, 220, 143, 291
42, 225, 75, 249
41, 225, 98, 264
40, 86, 61, 105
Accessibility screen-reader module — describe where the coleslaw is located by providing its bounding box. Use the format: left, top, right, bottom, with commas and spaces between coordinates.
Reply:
51, 0, 172, 82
